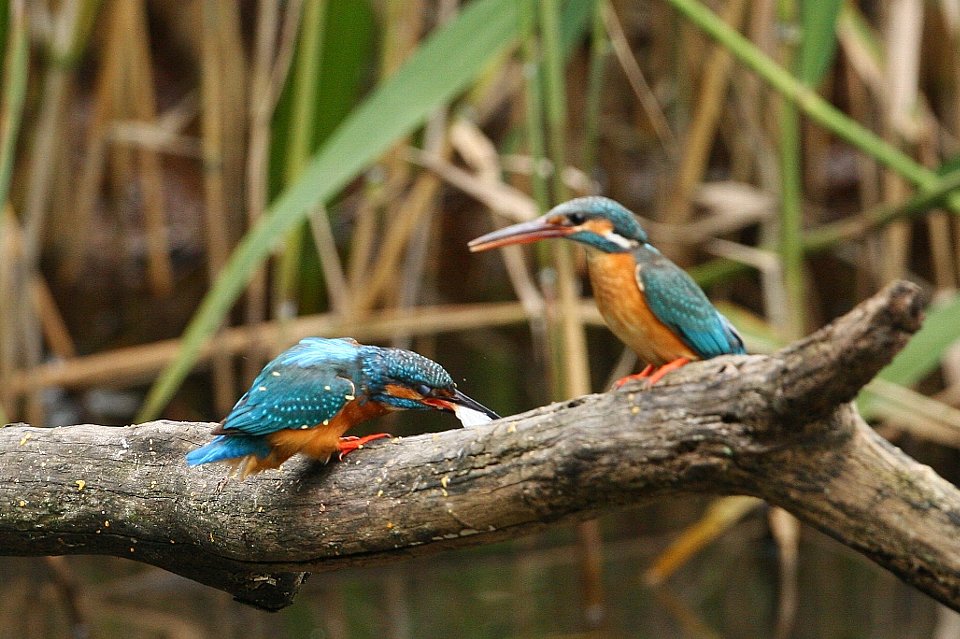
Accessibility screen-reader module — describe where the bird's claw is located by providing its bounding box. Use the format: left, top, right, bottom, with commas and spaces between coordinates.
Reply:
337, 433, 392, 461
613, 364, 654, 389
613, 358, 691, 389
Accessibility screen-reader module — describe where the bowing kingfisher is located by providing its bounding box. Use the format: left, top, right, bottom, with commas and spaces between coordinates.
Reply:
186, 337, 499, 477
469, 196, 745, 386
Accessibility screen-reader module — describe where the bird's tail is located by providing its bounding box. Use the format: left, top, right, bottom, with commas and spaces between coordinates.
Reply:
185, 434, 271, 466
721, 315, 747, 354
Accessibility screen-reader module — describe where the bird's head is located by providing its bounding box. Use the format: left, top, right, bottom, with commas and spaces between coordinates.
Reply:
468, 196, 648, 254
363, 347, 500, 423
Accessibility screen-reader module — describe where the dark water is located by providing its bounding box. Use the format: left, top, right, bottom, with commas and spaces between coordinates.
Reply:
0, 500, 950, 638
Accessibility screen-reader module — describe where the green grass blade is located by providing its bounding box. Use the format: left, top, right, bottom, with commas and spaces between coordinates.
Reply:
0, 0, 27, 426
269, 1, 376, 197
0, 0, 27, 212
857, 291, 960, 418
275, 0, 327, 313
559, 0, 594, 51
270, 0, 376, 311
664, 0, 939, 194
857, 294, 960, 418
0, 1, 8, 69
777, 0, 804, 339
798, 0, 842, 86
875, 293, 960, 389
137, 0, 521, 421
310, 0, 376, 145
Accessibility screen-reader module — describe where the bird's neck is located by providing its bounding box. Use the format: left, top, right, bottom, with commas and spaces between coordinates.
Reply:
586, 242, 660, 276
357, 347, 387, 394
631, 242, 664, 267
584, 241, 637, 263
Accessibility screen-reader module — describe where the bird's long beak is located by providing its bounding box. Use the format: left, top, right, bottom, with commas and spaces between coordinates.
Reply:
422, 388, 500, 420
468, 216, 573, 252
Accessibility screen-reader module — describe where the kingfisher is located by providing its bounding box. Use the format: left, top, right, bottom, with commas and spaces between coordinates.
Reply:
468, 196, 745, 386
186, 337, 499, 477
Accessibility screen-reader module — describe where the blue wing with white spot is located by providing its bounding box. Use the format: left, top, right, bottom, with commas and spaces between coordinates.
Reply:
636, 252, 746, 359
219, 338, 361, 437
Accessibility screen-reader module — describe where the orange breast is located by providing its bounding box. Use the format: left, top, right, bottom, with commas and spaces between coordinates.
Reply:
233, 399, 390, 477
266, 399, 389, 460
587, 252, 698, 366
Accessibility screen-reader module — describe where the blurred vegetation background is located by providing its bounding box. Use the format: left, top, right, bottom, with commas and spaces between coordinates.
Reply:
3, 0, 960, 637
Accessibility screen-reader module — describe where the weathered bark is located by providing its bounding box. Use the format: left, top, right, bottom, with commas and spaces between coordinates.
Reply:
3, 281, 957, 612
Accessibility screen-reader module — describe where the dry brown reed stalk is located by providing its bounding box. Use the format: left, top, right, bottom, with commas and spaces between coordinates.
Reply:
410, 147, 537, 222
389, 0, 461, 354
950, 13, 960, 299
661, 0, 749, 229
602, 1, 677, 160
214, 0, 248, 222
837, 6, 883, 238
19, 1, 87, 426
42, 557, 87, 638
432, 121, 545, 316
868, 379, 960, 447
537, 2, 603, 623
200, 0, 238, 414
919, 139, 958, 290
391, 127, 448, 350
125, 0, 173, 297
8, 300, 604, 400
2, 212, 76, 401
91, 604, 207, 639
21, 0, 81, 267
878, 1, 923, 284
111, 91, 202, 157
244, 0, 303, 382
243, 0, 279, 383
351, 169, 447, 316
347, 184, 386, 294
31, 278, 76, 360
346, 3, 427, 319
307, 204, 352, 315
60, 7, 123, 284
651, 587, 723, 639
644, 496, 762, 586
0, 207, 18, 420
769, 507, 800, 639
727, 70, 779, 190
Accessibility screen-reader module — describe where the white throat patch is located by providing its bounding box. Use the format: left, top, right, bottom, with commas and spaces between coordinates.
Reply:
603, 230, 635, 249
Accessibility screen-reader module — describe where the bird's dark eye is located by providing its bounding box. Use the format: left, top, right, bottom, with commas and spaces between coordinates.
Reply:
567, 213, 586, 225
416, 384, 433, 397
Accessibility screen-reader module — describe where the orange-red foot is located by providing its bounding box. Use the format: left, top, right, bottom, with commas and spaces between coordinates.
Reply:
337, 433, 391, 461
645, 357, 691, 386
613, 359, 692, 389
613, 364, 654, 389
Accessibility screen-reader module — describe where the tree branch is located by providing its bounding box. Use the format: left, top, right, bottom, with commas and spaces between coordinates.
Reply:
4, 281, 957, 612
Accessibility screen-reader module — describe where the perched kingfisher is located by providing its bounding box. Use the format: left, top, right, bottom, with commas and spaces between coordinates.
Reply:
468, 196, 745, 386
186, 337, 499, 477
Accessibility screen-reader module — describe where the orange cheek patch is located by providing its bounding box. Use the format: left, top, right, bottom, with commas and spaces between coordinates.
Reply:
582, 218, 614, 235
383, 384, 423, 401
